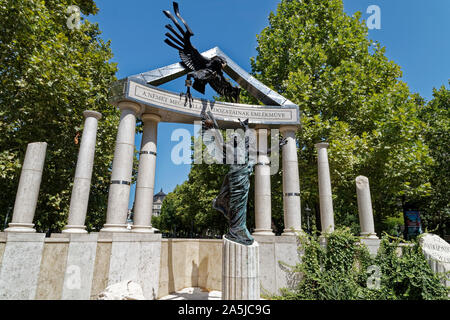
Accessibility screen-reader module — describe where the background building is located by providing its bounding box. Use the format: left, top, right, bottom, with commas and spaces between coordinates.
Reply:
152, 189, 166, 217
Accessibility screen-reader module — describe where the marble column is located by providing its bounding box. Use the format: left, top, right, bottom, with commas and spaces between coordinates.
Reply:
132, 113, 161, 233
5, 142, 47, 233
101, 102, 140, 233
315, 142, 334, 234
222, 236, 260, 300
356, 176, 378, 239
280, 125, 302, 235
253, 128, 274, 235
63, 111, 102, 234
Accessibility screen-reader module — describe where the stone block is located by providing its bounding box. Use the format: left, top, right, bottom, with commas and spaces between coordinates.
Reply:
108, 233, 162, 299
0, 233, 45, 299
61, 233, 98, 300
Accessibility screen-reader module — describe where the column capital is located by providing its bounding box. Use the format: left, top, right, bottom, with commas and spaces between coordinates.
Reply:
315, 142, 329, 149
83, 110, 102, 120
141, 113, 161, 123
118, 101, 141, 114
279, 125, 299, 134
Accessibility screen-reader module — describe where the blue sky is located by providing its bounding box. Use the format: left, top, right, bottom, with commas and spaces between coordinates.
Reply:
88, 0, 450, 207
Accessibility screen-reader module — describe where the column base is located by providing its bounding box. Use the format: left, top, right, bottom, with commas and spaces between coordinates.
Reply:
360, 233, 379, 239
252, 229, 274, 236
131, 225, 156, 233
4, 223, 36, 233
281, 228, 302, 236
62, 225, 88, 234
100, 224, 130, 233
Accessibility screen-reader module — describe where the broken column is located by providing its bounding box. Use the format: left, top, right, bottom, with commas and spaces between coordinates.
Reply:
5, 142, 47, 232
315, 142, 334, 234
63, 110, 102, 233
356, 176, 378, 239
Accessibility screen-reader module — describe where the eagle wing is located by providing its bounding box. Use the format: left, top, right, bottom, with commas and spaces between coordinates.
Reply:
209, 73, 241, 103
163, 2, 209, 71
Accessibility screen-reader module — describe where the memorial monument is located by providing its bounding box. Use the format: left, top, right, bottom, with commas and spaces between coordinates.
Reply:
0, 2, 304, 300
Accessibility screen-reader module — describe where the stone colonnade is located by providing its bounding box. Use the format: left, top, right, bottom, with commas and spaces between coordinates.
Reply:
5, 102, 305, 236
5, 103, 377, 238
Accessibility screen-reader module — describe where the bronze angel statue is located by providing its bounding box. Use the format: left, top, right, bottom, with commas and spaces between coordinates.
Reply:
162, 2, 241, 106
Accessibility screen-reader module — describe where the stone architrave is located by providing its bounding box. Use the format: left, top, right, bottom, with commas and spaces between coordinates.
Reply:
132, 113, 161, 233
315, 142, 334, 234
222, 237, 260, 300
101, 102, 141, 233
280, 125, 301, 235
0, 233, 46, 299
63, 111, 102, 234
5, 142, 47, 233
355, 176, 378, 239
253, 128, 274, 236
420, 233, 450, 288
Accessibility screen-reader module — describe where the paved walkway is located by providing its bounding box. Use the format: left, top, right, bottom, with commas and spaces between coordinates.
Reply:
159, 287, 222, 300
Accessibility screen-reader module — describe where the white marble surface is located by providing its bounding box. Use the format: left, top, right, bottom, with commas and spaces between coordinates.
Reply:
61, 234, 98, 299
0, 233, 45, 299
64, 111, 101, 233
133, 114, 160, 232
315, 142, 334, 233
280, 126, 302, 235
6, 142, 47, 232
356, 176, 378, 238
108, 233, 162, 299
102, 102, 140, 232
420, 233, 450, 288
222, 237, 260, 300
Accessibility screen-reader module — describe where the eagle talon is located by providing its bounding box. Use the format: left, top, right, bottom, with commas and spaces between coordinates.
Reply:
180, 91, 193, 108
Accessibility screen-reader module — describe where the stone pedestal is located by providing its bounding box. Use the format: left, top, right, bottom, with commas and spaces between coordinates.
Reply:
253, 128, 274, 235
222, 237, 260, 300
356, 176, 378, 239
106, 233, 162, 300
315, 142, 334, 234
101, 102, 140, 233
63, 111, 102, 234
280, 125, 301, 235
132, 113, 160, 233
0, 233, 46, 299
5, 142, 47, 233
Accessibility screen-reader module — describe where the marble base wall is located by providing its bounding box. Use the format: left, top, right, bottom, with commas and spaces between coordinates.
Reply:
105, 233, 162, 300
0, 233, 45, 299
0, 233, 311, 299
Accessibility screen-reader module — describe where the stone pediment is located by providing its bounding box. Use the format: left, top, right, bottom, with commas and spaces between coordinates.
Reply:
110, 47, 300, 127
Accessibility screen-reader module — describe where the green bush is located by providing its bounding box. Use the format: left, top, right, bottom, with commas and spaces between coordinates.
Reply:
274, 228, 448, 300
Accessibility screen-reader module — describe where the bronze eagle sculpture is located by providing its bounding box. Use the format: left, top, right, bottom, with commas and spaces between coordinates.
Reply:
162, 2, 241, 107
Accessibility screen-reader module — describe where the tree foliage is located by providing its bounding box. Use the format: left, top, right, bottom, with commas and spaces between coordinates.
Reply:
0, 0, 118, 232
275, 228, 448, 300
418, 84, 450, 236
156, 0, 448, 237
250, 0, 438, 234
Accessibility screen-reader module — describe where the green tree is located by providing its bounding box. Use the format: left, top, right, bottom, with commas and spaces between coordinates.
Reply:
0, 0, 118, 232
276, 229, 448, 300
418, 84, 450, 237
250, 0, 433, 234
